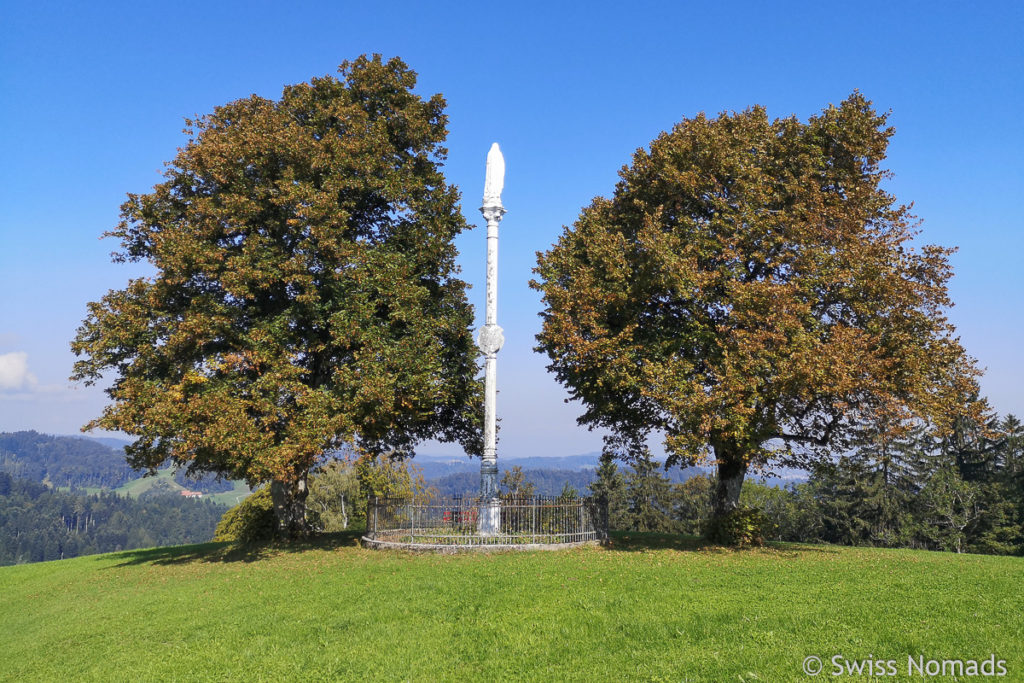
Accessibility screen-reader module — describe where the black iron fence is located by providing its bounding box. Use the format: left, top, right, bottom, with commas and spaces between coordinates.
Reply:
364, 494, 608, 547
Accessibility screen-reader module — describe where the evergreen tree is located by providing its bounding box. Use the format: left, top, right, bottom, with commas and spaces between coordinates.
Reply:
927, 410, 1020, 554
942, 410, 1002, 483
812, 457, 879, 546
851, 422, 934, 547
671, 475, 713, 535
589, 452, 629, 530
999, 413, 1024, 493
996, 414, 1024, 553
808, 421, 941, 548
624, 451, 675, 532
997, 414, 1024, 478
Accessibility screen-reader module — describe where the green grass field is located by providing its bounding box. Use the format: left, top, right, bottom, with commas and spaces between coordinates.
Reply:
113, 466, 180, 497
1, 533, 1021, 681
206, 480, 252, 506
112, 467, 250, 505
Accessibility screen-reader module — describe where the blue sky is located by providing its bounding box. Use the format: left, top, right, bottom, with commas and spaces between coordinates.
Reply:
0, 0, 1021, 461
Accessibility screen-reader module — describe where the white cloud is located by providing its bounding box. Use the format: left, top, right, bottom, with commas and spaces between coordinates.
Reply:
0, 352, 38, 392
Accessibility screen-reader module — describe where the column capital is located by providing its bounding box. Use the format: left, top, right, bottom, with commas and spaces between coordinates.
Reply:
480, 203, 506, 223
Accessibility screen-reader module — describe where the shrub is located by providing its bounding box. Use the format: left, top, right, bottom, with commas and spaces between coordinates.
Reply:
213, 488, 277, 543
705, 506, 775, 547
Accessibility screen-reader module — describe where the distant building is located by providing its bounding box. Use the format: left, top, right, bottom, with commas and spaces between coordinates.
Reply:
179, 490, 203, 498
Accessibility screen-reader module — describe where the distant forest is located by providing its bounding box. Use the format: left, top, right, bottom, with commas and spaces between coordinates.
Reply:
431, 469, 598, 497
0, 473, 226, 566
0, 431, 137, 489
0, 430, 237, 495
0, 432, 232, 566
427, 465, 711, 498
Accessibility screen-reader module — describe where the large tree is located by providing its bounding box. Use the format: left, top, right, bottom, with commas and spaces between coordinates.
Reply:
71, 55, 482, 537
532, 93, 982, 523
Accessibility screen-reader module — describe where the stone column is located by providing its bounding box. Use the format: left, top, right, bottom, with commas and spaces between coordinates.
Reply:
477, 143, 505, 535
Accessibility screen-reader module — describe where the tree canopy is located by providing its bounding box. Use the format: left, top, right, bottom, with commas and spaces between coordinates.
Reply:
532, 93, 983, 519
71, 55, 482, 536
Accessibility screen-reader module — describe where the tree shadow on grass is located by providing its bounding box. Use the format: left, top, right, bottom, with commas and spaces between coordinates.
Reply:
108, 530, 366, 567
606, 531, 710, 552
606, 531, 839, 557
107, 530, 836, 566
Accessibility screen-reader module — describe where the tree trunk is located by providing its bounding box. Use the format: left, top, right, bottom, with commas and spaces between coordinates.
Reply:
270, 474, 311, 539
712, 442, 748, 518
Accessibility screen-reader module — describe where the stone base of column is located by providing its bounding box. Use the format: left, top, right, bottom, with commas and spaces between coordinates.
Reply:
478, 498, 501, 536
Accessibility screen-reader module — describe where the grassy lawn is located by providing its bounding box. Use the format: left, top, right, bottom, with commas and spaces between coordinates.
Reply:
1, 533, 1021, 681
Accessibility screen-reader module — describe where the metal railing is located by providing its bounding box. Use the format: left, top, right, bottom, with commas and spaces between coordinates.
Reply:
364, 494, 608, 548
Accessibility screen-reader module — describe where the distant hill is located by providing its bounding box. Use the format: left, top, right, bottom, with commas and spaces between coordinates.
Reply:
421, 457, 805, 496
412, 452, 602, 481
2, 430, 804, 503
80, 436, 132, 451
0, 432, 242, 566
429, 468, 599, 497
0, 431, 247, 502
0, 472, 226, 566
499, 454, 603, 471
417, 452, 602, 468
0, 431, 137, 489
421, 457, 725, 497
412, 453, 808, 487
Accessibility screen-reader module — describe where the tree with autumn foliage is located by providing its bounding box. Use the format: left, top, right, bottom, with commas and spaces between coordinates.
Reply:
532, 93, 983, 529
71, 55, 482, 537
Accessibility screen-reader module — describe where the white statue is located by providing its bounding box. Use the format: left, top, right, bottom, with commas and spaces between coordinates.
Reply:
483, 142, 505, 205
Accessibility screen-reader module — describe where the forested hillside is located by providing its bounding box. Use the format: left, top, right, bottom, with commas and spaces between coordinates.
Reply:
0, 431, 136, 489
0, 473, 226, 565
426, 463, 715, 498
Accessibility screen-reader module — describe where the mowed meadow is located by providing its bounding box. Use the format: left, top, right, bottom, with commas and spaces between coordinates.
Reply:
1, 533, 1022, 681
